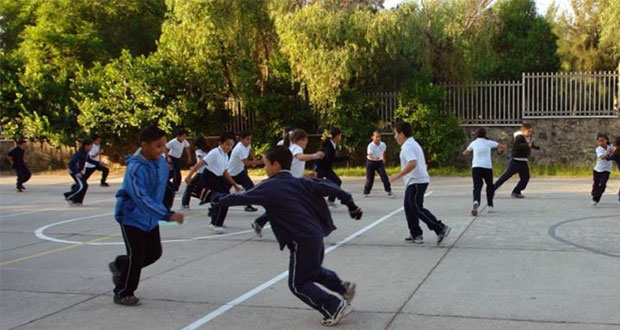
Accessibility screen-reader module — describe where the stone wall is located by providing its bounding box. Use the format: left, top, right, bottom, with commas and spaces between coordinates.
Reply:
0, 140, 79, 172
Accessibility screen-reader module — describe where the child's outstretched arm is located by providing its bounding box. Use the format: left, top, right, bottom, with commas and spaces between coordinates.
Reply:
306, 179, 362, 219
213, 182, 270, 208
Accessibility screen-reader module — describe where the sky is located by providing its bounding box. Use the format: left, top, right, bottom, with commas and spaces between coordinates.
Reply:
383, 0, 573, 15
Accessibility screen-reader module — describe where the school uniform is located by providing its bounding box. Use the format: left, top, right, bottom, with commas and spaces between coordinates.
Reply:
315, 139, 348, 202
64, 149, 97, 204
8, 147, 31, 189
466, 138, 499, 206
289, 143, 306, 178
400, 137, 446, 239
363, 141, 391, 195
592, 145, 613, 203
181, 149, 207, 207
214, 170, 357, 319
493, 137, 530, 195
229, 142, 255, 191
202, 146, 232, 226
83, 143, 109, 185
112, 149, 172, 299
604, 150, 620, 201
166, 137, 190, 191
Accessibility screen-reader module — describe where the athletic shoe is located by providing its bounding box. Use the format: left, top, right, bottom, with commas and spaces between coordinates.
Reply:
591, 200, 598, 206
405, 235, 423, 244
250, 221, 263, 238
363, 194, 369, 198
487, 206, 494, 213
18, 185, 26, 190
341, 281, 356, 302
182, 205, 190, 209
511, 193, 525, 199
15, 187, 23, 192
73, 203, 83, 207
100, 182, 110, 187
113, 295, 141, 306
320, 299, 352, 327
328, 201, 340, 208
437, 225, 452, 246
387, 192, 394, 198
245, 205, 258, 212
67, 200, 76, 207
471, 202, 479, 216
208, 224, 225, 234
108, 261, 121, 286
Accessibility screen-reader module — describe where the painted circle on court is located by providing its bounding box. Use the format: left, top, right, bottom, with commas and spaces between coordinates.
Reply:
548, 214, 620, 258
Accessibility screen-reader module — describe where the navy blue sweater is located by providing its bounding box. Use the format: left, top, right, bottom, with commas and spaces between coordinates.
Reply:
68, 149, 98, 175
216, 171, 355, 249
315, 140, 348, 172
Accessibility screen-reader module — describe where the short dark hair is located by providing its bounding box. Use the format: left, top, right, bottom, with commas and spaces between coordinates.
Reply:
395, 122, 412, 137
330, 127, 342, 138
597, 133, 609, 143
81, 138, 94, 148
15, 138, 26, 144
176, 129, 188, 137
140, 125, 166, 143
476, 128, 487, 138
521, 123, 532, 130
264, 146, 292, 170
239, 130, 252, 139
219, 131, 235, 143
91, 134, 100, 141
194, 136, 208, 151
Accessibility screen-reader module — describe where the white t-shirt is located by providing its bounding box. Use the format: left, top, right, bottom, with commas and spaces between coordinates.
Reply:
514, 131, 532, 143
594, 145, 613, 172
228, 143, 251, 176
203, 146, 229, 176
289, 143, 305, 178
399, 137, 429, 185
196, 149, 207, 174
166, 138, 190, 159
367, 141, 386, 161
277, 139, 284, 146
85, 143, 100, 168
466, 138, 499, 169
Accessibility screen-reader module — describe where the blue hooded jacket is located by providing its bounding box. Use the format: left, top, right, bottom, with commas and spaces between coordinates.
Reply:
114, 149, 172, 232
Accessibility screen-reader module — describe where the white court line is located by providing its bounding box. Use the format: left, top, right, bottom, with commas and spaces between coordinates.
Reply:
181, 191, 433, 330
1, 198, 114, 219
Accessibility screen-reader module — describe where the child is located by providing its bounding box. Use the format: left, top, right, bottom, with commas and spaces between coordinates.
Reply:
212, 146, 362, 326
166, 129, 192, 192
83, 134, 110, 187
63, 138, 96, 206
315, 128, 349, 207
277, 125, 293, 146
7, 139, 31, 192
228, 130, 264, 212
463, 128, 506, 215
592, 133, 613, 206
363, 131, 392, 197
181, 136, 209, 209
251, 129, 324, 236
389, 122, 451, 245
603, 136, 620, 202
185, 132, 241, 234
493, 134, 530, 198
109, 125, 185, 306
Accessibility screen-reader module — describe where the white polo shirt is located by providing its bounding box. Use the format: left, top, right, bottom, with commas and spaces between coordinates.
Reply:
466, 138, 499, 169
367, 141, 386, 161
594, 145, 613, 173
196, 149, 207, 174
85, 143, 100, 168
228, 143, 251, 176
399, 137, 429, 185
166, 138, 190, 159
289, 143, 305, 178
203, 146, 229, 176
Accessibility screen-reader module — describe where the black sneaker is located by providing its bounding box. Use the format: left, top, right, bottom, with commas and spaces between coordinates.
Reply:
15, 187, 24, 192
437, 225, 452, 246
108, 261, 121, 286
113, 295, 141, 306
251, 221, 263, 238
100, 182, 110, 187
19, 185, 26, 190
320, 299, 352, 326
245, 205, 258, 212
511, 193, 525, 199
405, 235, 423, 244
341, 281, 356, 302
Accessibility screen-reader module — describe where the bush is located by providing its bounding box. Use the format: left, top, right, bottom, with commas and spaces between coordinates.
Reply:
395, 81, 465, 166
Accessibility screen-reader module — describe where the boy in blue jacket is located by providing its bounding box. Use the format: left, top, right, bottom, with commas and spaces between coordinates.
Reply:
109, 126, 185, 306
63, 138, 96, 206
213, 146, 363, 326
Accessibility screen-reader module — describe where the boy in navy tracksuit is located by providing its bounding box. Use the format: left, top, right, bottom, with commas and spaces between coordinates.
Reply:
493, 134, 531, 198
213, 146, 363, 326
63, 138, 96, 205
7, 139, 31, 192
109, 126, 185, 306
315, 128, 348, 207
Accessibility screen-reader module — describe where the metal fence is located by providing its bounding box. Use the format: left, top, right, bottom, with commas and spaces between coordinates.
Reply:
444, 81, 522, 126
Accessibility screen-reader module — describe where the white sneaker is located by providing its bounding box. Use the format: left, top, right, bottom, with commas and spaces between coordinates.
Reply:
487, 206, 494, 213
250, 221, 263, 238
208, 224, 225, 234
341, 281, 356, 302
320, 300, 352, 327
362, 194, 369, 198
591, 200, 598, 206
471, 202, 479, 216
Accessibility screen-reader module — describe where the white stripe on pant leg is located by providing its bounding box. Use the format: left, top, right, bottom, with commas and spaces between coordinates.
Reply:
290, 241, 332, 318
412, 185, 441, 230
117, 225, 133, 297
181, 192, 432, 330
66, 176, 84, 201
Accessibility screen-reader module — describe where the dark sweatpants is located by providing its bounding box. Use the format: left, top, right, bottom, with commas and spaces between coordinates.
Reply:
363, 160, 391, 194
493, 159, 530, 194
204, 170, 230, 226
63, 173, 88, 203
472, 167, 494, 207
170, 156, 182, 192
232, 169, 256, 209
113, 225, 162, 298
404, 183, 445, 238
287, 238, 345, 319
84, 164, 109, 184
316, 168, 342, 202
592, 170, 610, 203
14, 164, 31, 188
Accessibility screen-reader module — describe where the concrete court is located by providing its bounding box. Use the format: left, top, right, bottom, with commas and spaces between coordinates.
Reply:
0, 173, 619, 330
